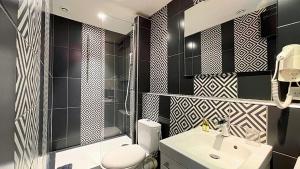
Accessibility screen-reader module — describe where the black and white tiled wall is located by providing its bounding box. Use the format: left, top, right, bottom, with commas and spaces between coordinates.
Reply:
49, 14, 132, 151
140, 0, 300, 169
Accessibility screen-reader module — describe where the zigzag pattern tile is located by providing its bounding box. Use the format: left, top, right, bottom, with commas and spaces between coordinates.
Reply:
81, 24, 105, 146
14, 0, 44, 167
169, 97, 267, 143
170, 97, 202, 136
142, 94, 159, 122
150, 6, 168, 93
234, 9, 268, 72
197, 99, 231, 130
193, 0, 205, 5
230, 102, 267, 143
201, 25, 222, 74
194, 73, 237, 98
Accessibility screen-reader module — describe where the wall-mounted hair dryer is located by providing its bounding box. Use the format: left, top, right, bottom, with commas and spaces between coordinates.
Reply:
272, 44, 300, 109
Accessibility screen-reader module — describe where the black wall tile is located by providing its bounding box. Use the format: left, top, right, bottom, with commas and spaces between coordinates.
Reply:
53, 47, 68, 77
54, 16, 69, 47
53, 78, 68, 108
105, 42, 115, 56
139, 27, 151, 62
69, 20, 82, 50
167, 0, 193, 18
105, 54, 115, 79
104, 103, 114, 127
221, 20, 234, 51
192, 32, 201, 57
222, 49, 235, 73
138, 60, 150, 92
68, 78, 81, 107
181, 0, 194, 11
52, 139, 67, 151
52, 109, 67, 141
193, 56, 201, 75
0, 0, 18, 25
278, 0, 300, 26
68, 49, 82, 78
168, 15, 180, 56
178, 13, 184, 54
168, 55, 180, 94
261, 5, 277, 38
267, 36, 277, 71
277, 22, 300, 50
180, 76, 194, 95
237, 72, 272, 100
160, 123, 170, 139
184, 35, 193, 58
268, 106, 300, 158
138, 16, 151, 29
67, 108, 80, 147
0, 7, 17, 164
159, 96, 170, 119
167, 0, 181, 18
271, 152, 297, 169
184, 58, 193, 76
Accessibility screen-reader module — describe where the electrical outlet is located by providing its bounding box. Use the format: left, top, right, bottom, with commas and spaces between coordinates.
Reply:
290, 87, 300, 100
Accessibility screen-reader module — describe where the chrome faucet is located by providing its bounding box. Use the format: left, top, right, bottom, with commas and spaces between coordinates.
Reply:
216, 115, 230, 137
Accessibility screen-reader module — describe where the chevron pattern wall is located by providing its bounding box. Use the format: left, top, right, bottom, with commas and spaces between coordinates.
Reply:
80, 24, 105, 146
234, 9, 268, 72
14, 0, 49, 168
142, 94, 159, 122
169, 96, 267, 143
194, 73, 237, 98
150, 6, 168, 93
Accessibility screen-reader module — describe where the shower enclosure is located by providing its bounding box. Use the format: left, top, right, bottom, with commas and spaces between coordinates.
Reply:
47, 11, 137, 168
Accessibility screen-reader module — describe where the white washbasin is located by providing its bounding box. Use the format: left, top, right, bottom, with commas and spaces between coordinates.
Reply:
295, 157, 300, 169
160, 127, 272, 169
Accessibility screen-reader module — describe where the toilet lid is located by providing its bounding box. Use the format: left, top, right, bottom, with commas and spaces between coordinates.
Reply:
101, 144, 146, 169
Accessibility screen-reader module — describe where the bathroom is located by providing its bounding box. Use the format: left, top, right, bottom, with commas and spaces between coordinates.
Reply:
0, 0, 300, 168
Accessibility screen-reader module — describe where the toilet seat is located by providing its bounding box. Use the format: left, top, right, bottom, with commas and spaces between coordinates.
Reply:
101, 144, 146, 169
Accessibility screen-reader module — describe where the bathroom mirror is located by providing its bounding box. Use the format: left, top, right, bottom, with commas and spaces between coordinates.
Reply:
184, 0, 277, 76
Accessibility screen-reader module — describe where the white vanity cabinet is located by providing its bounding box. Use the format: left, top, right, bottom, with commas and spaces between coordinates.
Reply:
160, 153, 187, 169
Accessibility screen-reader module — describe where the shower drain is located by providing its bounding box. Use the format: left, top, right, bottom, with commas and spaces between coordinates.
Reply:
209, 154, 220, 159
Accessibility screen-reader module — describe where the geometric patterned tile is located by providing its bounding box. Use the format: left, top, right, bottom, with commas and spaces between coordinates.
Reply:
150, 6, 168, 93
193, 0, 205, 5
198, 99, 231, 130
15, 0, 43, 167
169, 96, 267, 143
142, 94, 159, 122
194, 73, 237, 98
170, 97, 202, 136
80, 24, 105, 146
230, 102, 267, 143
201, 25, 222, 74
234, 9, 268, 72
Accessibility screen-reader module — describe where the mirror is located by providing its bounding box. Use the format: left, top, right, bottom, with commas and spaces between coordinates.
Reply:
184, 0, 277, 76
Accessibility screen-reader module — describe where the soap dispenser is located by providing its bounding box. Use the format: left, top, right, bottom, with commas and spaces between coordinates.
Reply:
202, 118, 210, 132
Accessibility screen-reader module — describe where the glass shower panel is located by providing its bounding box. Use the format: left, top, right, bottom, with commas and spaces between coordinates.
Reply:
104, 25, 132, 139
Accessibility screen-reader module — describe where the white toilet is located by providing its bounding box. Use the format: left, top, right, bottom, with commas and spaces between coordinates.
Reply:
101, 119, 161, 169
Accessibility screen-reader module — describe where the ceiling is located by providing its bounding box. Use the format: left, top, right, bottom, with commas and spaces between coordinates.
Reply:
51, 0, 171, 35
184, 0, 277, 37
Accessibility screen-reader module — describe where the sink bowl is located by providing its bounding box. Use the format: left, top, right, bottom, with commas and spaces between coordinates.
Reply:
160, 127, 272, 169
295, 157, 300, 169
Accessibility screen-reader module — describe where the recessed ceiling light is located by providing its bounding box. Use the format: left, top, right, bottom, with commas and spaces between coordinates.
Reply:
236, 9, 246, 15
98, 13, 107, 21
60, 7, 69, 13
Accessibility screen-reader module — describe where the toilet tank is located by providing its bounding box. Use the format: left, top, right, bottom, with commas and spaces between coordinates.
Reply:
138, 119, 161, 154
